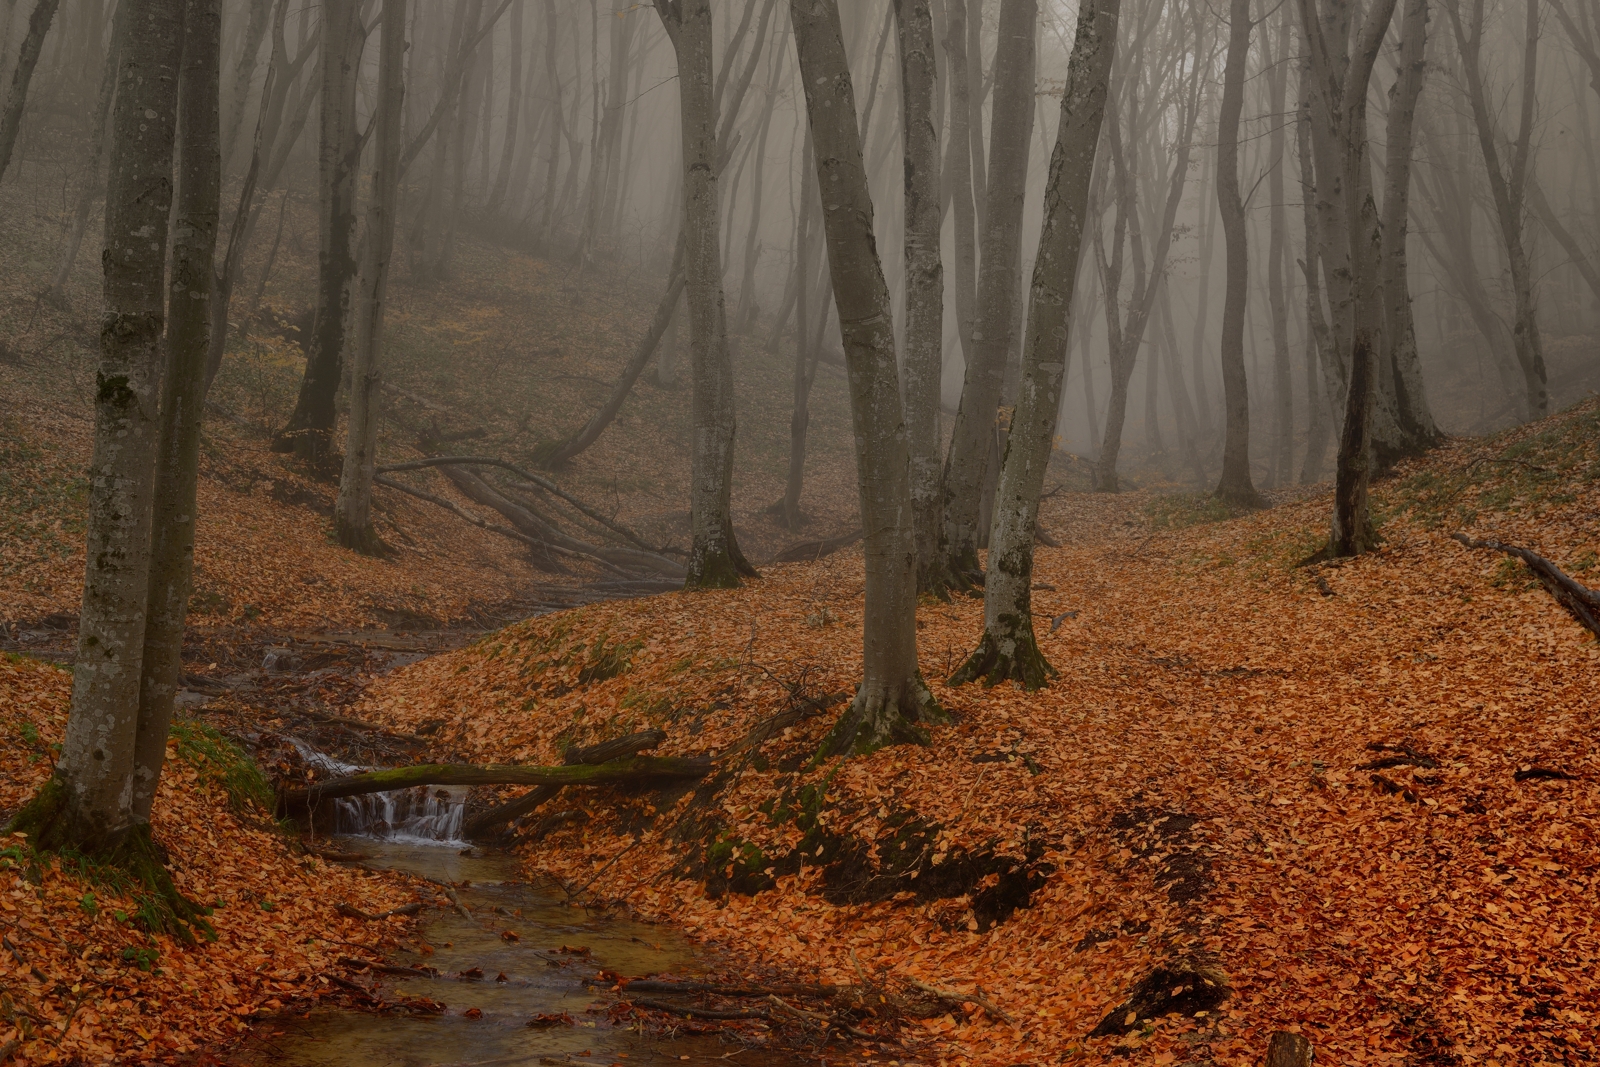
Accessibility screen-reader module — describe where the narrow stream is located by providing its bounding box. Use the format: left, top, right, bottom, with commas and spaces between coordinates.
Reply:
237, 769, 812, 1067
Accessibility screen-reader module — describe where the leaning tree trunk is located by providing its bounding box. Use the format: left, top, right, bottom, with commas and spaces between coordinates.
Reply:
952, 0, 1118, 689
219, 0, 273, 169
1213, 0, 1261, 507
132, 0, 222, 824
10, 0, 185, 855
893, 0, 950, 596
0, 0, 62, 184
272, 0, 362, 465
334, 0, 407, 554
941, 0, 1036, 582
656, 0, 755, 588
789, 0, 949, 755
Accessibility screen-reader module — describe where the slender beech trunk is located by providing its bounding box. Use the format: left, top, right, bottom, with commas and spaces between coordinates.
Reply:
1213, 0, 1260, 507
734, 43, 781, 331
334, 0, 407, 554
1265, 4, 1293, 487
0, 0, 62, 184
1189, 110, 1217, 437
941, 0, 1036, 582
1445, 0, 1547, 419
1296, 55, 1332, 485
656, 0, 754, 588
790, 0, 949, 755
1377, 0, 1439, 457
272, 0, 362, 465
132, 0, 221, 824
893, 0, 948, 594
943, 0, 978, 372
45, 0, 124, 306
219, 0, 272, 169
540, 0, 562, 239
486, 0, 523, 214
12, 0, 185, 853
952, 0, 1117, 689
777, 128, 817, 530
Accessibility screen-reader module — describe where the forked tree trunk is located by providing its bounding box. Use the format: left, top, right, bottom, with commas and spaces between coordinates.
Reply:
789, 0, 949, 755
941, 0, 1036, 581
13, 0, 185, 853
334, 0, 407, 554
272, 0, 362, 465
1213, 0, 1260, 507
133, 0, 221, 823
0, 0, 62, 184
656, 0, 754, 588
893, 0, 949, 595
952, 0, 1118, 689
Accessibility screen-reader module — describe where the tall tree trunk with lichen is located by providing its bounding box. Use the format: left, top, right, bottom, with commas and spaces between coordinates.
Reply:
893, 0, 950, 596
132, 0, 222, 824
334, 0, 407, 555
941, 0, 1036, 581
9, 0, 187, 862
952, 0, 1118, 689
789, 0, 949, 755
656, 0, 754, 588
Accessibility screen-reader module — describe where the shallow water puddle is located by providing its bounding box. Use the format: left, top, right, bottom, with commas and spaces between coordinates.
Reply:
233, 839, 808, 1067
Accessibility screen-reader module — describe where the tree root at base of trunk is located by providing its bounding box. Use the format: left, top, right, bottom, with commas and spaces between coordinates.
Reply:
948, 626, 1056, 690
334, 516, 392, 558
818, 677, 950, 758
6, 781, 214, 943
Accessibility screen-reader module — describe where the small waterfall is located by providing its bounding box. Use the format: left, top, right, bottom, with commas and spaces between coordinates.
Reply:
290, 738, 469, 845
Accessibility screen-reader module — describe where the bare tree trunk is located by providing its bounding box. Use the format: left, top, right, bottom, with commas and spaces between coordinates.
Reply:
952, 0, 1117, 689
1296, 57, 1332, 485
943, 0, 978, 375
12, 0, 184, 854
734, 39, 781, 331
486, 0, 523, 214
1377, 0, 1439, 459
1444, 0, 1547, 419
272, 0, 362, 465
219, 0, 272, 169
777, 128, 817, 531
0, 0, 61, 184
790, 0, 948, 756
335, 0, 407, 554
540, 0, 562, 240
656, 0, 754, 588
1266, 4, 1293, 487
892, 0, 949, 595
1213, 0, 1261, 507
44, 0, 123, 306
941, 0, 1036, 581
133, 0, 221, 823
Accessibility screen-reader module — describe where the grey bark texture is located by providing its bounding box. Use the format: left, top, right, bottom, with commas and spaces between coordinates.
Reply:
133, 0, 222, 824
789, 0, 948, 756
892, 0, 949, 595
55, 0, 186, 849
952, 0, 1118, 689
940, 0, 1036, 580
655, 0, 755, 588
334, 0, 408, 554
1213, 0, 1260, 507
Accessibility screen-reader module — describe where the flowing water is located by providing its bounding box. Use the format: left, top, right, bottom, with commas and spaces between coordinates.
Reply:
236, 764, 813, 1067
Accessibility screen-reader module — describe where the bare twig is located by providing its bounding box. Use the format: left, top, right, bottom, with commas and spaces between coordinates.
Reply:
904, 977, 1018, 1027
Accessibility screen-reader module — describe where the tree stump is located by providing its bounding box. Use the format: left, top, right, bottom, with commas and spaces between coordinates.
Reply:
1266, 1031, 1313, 1067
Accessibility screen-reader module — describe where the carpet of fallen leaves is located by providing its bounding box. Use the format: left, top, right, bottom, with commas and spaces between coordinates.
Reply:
351, 401, 1600, 1066
0, 655, 419, 1065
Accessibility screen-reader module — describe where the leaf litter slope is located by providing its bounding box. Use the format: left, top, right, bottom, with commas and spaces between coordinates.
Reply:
356, 399, 1600, 1065
1, 655, 420, 1064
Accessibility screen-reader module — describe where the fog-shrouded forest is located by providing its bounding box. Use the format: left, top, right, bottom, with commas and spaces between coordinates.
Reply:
3, 0, 1599, 1063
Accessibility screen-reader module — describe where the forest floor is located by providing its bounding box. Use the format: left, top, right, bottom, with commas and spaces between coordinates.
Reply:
4, 392, 1598, 1064
3, 176, 1599, 1063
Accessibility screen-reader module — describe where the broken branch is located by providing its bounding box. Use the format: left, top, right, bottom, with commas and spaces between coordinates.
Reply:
1451, 533, 1600, 639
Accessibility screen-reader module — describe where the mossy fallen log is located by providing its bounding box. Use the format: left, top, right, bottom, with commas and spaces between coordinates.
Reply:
278, 753, 711, 811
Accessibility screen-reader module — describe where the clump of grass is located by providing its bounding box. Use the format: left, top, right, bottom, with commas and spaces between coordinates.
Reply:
168, 718, 275, 813
1144, 492, 1242, 530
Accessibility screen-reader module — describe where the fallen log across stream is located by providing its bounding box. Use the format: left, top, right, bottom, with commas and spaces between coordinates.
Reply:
461, 729, 667, 839
277, 753, 712, 812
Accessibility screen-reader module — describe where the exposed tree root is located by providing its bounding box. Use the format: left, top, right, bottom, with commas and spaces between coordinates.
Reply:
949, 624, 1056, 690
819, 676, 950, 758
